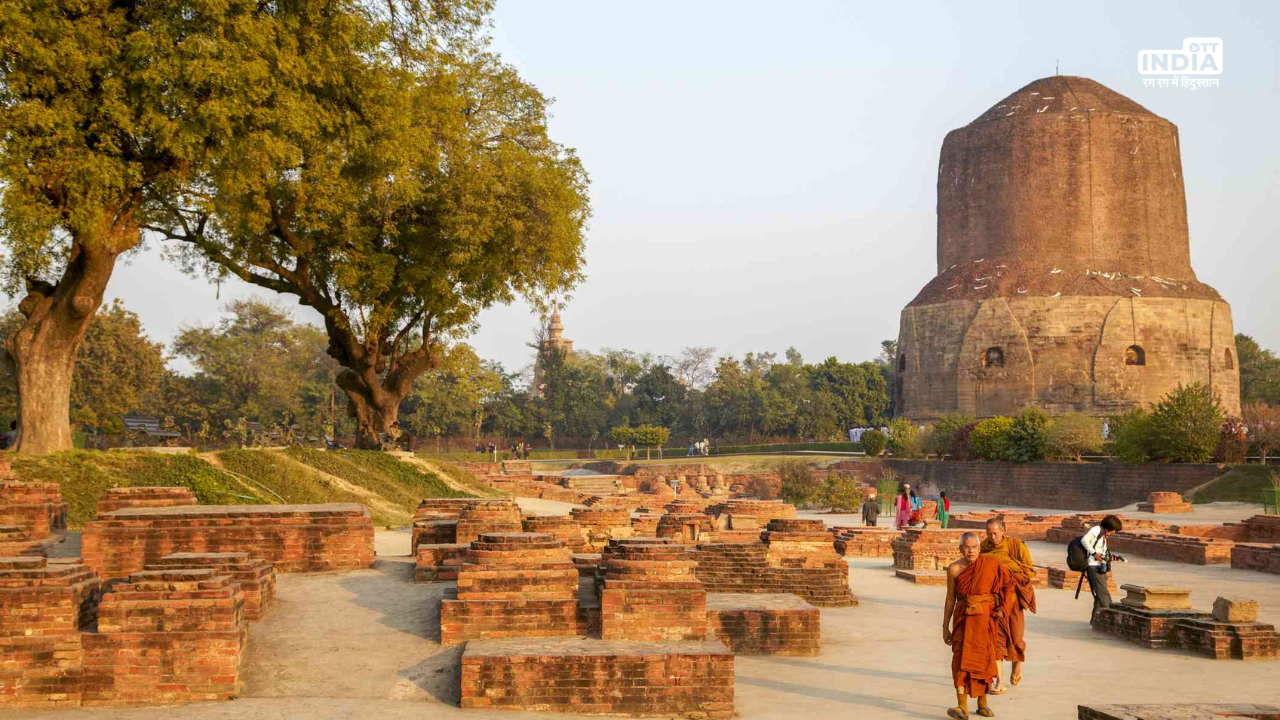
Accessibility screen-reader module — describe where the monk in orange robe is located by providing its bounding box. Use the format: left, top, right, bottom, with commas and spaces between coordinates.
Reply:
981, 518, 1037, 690
944, 532, 1016, 719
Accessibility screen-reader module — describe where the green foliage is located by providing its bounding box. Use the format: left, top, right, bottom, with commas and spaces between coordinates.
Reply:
822, 474, 862, 513
970, 417, 1014, 461
777, 459, 822, 507
1004, 407, 1053, 463
609, 426, 637, 446
1049, 413, 1103, 461
8, 451, 257, 528
1236, 334, 1280, 404
886, 418, 923, 458
875, 476, 901, 511
1, 301, 167, 432
1109, 408, 1154, 463
1189, 465, 1276, 504
861, 430, 886, 457
1147, 383, 1224, 463
629, 425, 671, 459
924, 414, 974, 457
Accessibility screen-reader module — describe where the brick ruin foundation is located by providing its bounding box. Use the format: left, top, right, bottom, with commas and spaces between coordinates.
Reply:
94, 486, 197, 515
81, 503, 375, 579
706, 593, 819, 656
1137, 492, 1193, 513
145, 552, 276, 621
833, 527, 901, 557
1044, 514, 1280, 573
600, 538, 708, 642
1092, 585, 1280, 660
0, 481, 68, 556
892, 528, 969, 584
570, 506, 634, 550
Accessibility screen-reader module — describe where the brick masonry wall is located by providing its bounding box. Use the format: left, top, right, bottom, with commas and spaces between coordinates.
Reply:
95, 487, 197, 517
885, 460, 1225, 511
81, 503, 375, 579
706, 594, 820, 656
459, 637, 734, 718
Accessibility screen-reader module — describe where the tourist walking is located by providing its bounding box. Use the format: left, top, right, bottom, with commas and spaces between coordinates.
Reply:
981, 519, 1036, 692
938, 491, 951, 528
909, 488, 923, 527
862, 495, 880, 527
943, 533, 1016, 719
1081, 515, 1124, 621
894, 487, 912, 530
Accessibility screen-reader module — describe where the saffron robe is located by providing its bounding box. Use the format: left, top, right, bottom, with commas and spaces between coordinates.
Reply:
951, 554, 1016, 697
981, 536, 1037, 663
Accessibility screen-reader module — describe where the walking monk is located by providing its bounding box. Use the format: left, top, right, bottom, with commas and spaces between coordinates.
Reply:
943, 532, 1016, 719
982, 518, 1036, 691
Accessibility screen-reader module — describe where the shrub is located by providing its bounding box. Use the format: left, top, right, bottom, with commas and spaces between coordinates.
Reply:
1243, 401, 1280, 463
822, 474, 862, 513
1049, 413, 1103, 461
970, 417, 1014, 461
743, 474, 782, 500
1214, 417, 1248, 464
924, 414, 974, 458
886, 418, 924, 459
1148, 383, 1223, 463
1109, 408, 1153, 463
875, 476, 900, 510
950, 423, 978, 461
1005, 407, 1053, 463
861, 430, 886, 457
778, 459, 822, 507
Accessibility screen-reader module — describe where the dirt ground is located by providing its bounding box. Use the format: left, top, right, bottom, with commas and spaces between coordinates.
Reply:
8, 500, 1280, 720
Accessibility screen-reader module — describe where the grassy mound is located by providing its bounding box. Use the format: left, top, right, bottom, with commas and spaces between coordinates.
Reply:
286, 448, 470, 504
8, 451, 262, 528
1189, 465, 1277, 504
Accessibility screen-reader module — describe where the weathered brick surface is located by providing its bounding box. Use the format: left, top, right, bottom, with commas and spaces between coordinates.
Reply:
1092, 604, 1280, 660
885, 460, 1225, 511
721, 500, 796, 522
521, 516, 587, 552
459, 637, 734, 718
948, 510, 1072, 541
455, 501, 523, 546
833, 527, 902, 557
570, 507, 634, 551
1043, 564, 1117, 593
440, 533, 582, 645
145, 552, 276, 621
600, 538, 707, 642
0, 482, 68, 547
630, 514, 660, 537
706, 593, 819, 656
0, 557, 100, 638
415, 543, 468, 582
80, 503, 375, 579
892, 528, 969, 571
1136, 492, 1193, 514
657, 513, 716, 544
95, 486, 197, 516
411, 519, 459, 554
691, 543, 856, 608
1109, 532, 1235, 565
1230, 543, 1280, 575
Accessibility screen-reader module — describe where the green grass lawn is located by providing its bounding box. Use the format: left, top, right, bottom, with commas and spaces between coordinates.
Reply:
1189, 464, 1278, 504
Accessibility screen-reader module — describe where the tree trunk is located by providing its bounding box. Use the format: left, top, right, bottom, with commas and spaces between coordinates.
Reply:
5, 236, 126, 455
337, 369, 408, 450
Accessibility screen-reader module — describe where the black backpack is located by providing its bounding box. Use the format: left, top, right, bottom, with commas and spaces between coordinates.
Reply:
1066, 535, 1090, 572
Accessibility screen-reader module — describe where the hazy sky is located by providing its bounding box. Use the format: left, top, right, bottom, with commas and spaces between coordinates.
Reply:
15, 0, 1278, 375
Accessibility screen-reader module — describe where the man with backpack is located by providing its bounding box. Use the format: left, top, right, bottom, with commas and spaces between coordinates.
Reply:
1070, 514, 1124, 621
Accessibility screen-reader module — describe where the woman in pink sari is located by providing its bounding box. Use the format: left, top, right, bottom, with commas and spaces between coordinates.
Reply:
894, 487, 912, 530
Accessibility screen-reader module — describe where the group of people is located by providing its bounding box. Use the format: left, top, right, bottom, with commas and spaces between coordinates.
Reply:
685, 437, 711, 456
883, 484, 950, 529
473, 442, 532, 459
942, 514, 1124, 718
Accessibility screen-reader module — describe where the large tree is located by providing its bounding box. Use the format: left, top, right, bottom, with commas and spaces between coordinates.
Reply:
152, 1, 590, 448
0, 0, 257, 452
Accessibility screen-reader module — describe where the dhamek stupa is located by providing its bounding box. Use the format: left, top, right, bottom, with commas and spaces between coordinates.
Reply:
895, 76, 1240, 419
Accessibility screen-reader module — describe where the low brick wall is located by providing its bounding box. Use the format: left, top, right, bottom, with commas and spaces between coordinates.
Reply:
145, 552, 276, 621
692, 543, 856, 607
706, 593, 818, 656
1108, 532, 1235, 565
80, 503, 375, 579
884, 460, 1225, 510
459, 637, 734, 718
1231, 543, 1280, 574
95, 486, 197, 517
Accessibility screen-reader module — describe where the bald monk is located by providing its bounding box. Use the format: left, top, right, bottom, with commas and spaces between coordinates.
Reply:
981, 518, 1036, 691
944, 532, 1016, 719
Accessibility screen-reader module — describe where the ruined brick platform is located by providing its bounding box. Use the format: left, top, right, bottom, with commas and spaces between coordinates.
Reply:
95, 486, 197, 516
456, 501, 523, 545
833, 527, 901, 557
0, 482, 69, 556
1137, 492, 1193, 514
415, 543, 467, 582
459, 636, 734, 718
522, 515, 587, 552
692, 542, 855, 607
1231, 543, 1280, 575
706, 593, 819, 656
1079, 704, 1280, 720
1092, 585, 1280, 660
600, 538, 707, 642
657, 513, 716, 544
145, 552, 276, 620
80, 503, 375, 579
720, 499, 796, 523
892, 528, 969, 571
440, 533, 582, 645
82, 568, 248, 704
894, 569, 948, 585
570, 507, 634, 551
1109, 532, 1235, 565
948, 510, 1072, 541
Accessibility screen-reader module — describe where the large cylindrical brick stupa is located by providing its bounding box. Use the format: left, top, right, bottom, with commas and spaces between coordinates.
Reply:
895, 76, 1240, 419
